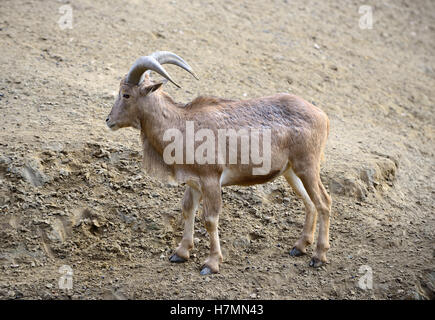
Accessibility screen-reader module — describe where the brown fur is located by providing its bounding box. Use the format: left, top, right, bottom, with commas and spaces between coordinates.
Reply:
106, 75, 332, 273
183, 96, 235, 110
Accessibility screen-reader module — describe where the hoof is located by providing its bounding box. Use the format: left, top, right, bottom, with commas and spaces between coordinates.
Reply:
290, 247, 305, 257
309, 257, 324, 268
169, 253, 187, 263
200, 266, 213, 275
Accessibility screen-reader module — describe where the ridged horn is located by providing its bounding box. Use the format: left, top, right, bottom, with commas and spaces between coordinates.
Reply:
126, 51, 198, 87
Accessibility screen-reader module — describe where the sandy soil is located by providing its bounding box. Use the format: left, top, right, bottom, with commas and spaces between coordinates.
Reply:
0, 0, 434, 300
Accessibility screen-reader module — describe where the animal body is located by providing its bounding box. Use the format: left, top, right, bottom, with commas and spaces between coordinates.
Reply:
106, 51, 332, 275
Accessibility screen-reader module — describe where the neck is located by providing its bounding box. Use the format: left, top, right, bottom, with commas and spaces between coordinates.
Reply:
139, 91, 183, 155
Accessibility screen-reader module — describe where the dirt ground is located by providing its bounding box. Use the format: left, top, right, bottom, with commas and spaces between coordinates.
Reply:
0, 0, 434, 300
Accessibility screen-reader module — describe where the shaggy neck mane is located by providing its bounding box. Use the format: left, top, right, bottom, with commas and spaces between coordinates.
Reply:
139, 91, 182, 182
137, 91, 234, 183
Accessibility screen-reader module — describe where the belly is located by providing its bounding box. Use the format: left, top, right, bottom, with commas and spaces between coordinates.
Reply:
220, 162, 289, 187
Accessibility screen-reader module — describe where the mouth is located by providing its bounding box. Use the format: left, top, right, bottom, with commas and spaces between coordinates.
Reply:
106, 122, 118, 130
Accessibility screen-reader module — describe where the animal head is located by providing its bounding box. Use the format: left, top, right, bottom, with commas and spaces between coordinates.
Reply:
106, 51, 198, 131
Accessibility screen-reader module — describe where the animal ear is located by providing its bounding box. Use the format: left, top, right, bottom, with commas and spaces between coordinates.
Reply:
140, 82, 163, 96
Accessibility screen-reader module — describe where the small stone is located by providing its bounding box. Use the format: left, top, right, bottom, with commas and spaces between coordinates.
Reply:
249, 293, 257, 298
92, 219, 101, 228
59, 169, 69, 177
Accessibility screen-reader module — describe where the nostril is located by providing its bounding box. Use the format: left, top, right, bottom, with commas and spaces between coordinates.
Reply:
106, 117, 109, 122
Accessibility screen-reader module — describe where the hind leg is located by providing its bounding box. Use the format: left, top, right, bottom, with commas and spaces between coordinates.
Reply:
311, 179, 332, 266
293, 163, 331, 267
284, 168, 317, 256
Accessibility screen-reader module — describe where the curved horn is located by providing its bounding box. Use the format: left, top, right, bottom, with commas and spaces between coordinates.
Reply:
126, 56, 180, 87
126, 51, 198, 87
150, 51, 199, 80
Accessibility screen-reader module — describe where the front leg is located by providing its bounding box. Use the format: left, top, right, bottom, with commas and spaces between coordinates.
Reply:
199, 178, 223, 275
169, 186, 201, 263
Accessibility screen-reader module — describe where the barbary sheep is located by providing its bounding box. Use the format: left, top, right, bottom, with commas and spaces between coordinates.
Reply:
106, 51, 331, 275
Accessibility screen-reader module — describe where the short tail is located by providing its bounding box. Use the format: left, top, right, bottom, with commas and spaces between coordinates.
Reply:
321, 115, 330, 163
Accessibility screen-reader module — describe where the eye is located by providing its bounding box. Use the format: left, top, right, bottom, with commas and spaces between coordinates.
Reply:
123, 94, 130, 99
